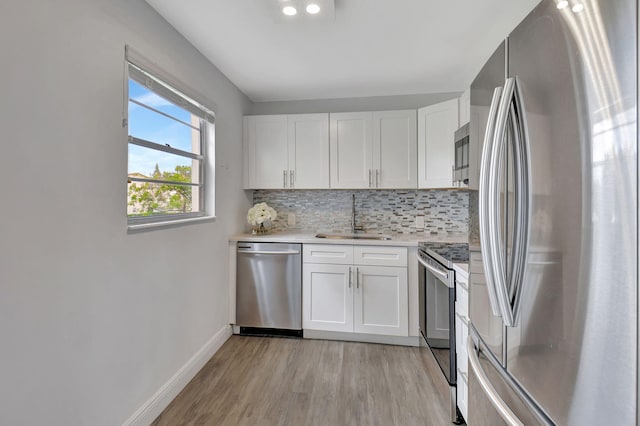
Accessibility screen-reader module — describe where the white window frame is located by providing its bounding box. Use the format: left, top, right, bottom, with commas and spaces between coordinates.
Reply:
125, 46, 215, 229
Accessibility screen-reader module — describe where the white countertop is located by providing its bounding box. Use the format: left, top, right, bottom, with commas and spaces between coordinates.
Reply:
230, 231, 468, 247
453, 262, 469, 284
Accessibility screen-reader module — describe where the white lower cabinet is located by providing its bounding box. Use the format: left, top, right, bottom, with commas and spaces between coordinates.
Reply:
354, 266, 408, 336
455, 274, 470, 421
303, 244, 408, 337
303, 263, 353, 332
457, 368, 469, 420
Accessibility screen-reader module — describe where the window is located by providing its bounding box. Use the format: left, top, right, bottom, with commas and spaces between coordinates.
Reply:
126, 55, 215, 227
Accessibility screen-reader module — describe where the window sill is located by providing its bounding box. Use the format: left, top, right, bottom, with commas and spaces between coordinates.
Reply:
127, 215, 216, 233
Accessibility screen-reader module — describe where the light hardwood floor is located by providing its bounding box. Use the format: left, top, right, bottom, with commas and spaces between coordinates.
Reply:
152, 335, 450, 426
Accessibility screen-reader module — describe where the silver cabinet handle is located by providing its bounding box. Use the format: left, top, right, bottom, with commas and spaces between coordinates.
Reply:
368, 169, 372, 187
479, 86, 503, 318
355, 267, 359, 289
467, 337, 524, 426
290, 170, 294, 188
376, 169, 380, 188
348, 267, 352, 288
283, 170, 287, 188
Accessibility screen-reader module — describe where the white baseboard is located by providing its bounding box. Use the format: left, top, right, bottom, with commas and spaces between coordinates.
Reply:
304, 329, 420, 347
123, 325, 232, 426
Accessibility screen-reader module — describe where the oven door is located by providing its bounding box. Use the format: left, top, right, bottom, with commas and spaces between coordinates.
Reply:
417, 249, 456, 385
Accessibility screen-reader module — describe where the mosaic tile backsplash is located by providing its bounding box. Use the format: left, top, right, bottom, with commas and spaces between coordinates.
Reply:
252, 189, 468, 235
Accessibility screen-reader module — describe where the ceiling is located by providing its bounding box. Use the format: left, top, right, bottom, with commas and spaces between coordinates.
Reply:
146, 0, 541, 102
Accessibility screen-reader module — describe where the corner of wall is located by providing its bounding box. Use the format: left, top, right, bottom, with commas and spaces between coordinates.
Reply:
123, 325, 232, 426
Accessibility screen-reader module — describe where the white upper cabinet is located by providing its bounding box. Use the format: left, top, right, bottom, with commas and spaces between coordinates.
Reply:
244, 115, 288, 189
245, 109, 417, 190
329, 112, 374, 189
244, 114, 329, 189
417, 99, 459, 188
330, 110, 417, 189
287, 114, 330, 189
373, 110, 417, 189
459, 88, 471, 127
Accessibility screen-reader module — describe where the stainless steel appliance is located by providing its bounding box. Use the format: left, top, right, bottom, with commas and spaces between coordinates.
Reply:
236, 242, 302, 337
467, 0, 637, 424
418, 242, 469, 424
454, 123, 470, 185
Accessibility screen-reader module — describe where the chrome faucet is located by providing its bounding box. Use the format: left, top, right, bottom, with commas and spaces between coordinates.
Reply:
351, 193, 364, 234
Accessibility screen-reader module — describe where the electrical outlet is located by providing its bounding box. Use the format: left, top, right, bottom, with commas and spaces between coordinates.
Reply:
415, 216, 425, 229
287, 213, 296, 226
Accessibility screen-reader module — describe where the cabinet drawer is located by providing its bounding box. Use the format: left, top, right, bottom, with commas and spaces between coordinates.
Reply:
470, 251, 484, 273
455, 283, 469, 318
455, 312, 469, 377
303, 244, 354, 264
353, 246, 407, 267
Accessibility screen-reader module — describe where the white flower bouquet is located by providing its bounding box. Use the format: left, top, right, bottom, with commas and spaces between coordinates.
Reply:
247, 202, 277, 234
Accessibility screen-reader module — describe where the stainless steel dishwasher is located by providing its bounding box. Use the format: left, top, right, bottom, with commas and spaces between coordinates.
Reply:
236, 242, 302, 337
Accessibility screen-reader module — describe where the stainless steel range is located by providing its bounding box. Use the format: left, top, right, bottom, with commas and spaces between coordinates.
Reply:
417, 242, 469, 424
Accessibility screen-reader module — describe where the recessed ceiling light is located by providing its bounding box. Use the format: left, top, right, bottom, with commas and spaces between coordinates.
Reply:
556, 1, 569, 9
306, 4, 321, 14
282, 6, 297, 16
572, 3, 584, 12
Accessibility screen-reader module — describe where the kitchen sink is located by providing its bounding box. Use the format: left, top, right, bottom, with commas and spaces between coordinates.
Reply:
315, 233, 392, 241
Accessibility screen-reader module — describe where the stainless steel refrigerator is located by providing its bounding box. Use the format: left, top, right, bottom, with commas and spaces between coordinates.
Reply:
467, 0, 637, 424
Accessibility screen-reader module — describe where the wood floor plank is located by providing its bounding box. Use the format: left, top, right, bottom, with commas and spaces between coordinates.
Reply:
152, 336, 450, 426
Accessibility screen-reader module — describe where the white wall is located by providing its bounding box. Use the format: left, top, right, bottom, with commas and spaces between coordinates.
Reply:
0, 1, 251, 425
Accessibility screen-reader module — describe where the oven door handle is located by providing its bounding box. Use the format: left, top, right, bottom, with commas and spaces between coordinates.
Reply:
417, 255, 449, 282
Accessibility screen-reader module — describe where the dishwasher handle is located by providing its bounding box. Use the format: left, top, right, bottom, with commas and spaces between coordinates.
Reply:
237, 249, 300, 255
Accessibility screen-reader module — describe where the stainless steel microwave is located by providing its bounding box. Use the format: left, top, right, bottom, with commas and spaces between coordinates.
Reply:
453, 122, 469, 185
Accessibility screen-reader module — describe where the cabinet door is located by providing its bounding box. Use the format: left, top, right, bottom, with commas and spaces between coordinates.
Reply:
417, 99, 459, 188
458, 88, 471, 126
245, 115, 288, 189
329, 112, 373, 189
287, 114, 329, 189
372, 110, 417, 188
457, 369, 469, 420
353, 266, 408, 336
303, 263, 353, 332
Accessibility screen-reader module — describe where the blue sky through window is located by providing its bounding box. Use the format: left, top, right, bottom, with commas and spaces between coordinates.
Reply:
128, 80, 199, 177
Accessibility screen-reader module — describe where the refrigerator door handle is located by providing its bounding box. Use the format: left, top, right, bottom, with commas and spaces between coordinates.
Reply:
488, 77, 518, 326
507, 76, 532, 325
467, 336, 524, 426
488, 77, 532, 327
479, 86, 504, 317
